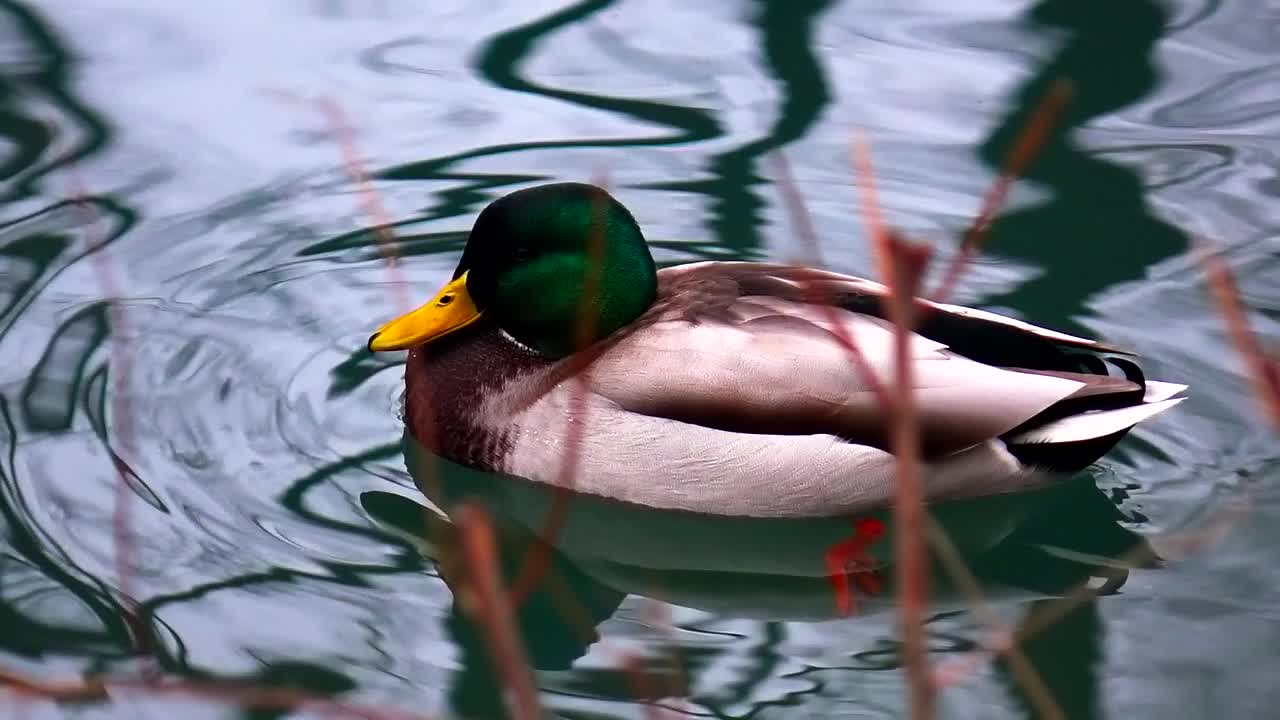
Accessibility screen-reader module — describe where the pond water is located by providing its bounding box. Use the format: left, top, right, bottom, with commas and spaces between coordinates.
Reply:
1, 0, 1277, 718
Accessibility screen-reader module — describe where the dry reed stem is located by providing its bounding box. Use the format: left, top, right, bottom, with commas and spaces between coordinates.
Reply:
307, 95, 413, 313
304, 97, 458, 606
605, 650, 679, 719
773, 143, 937, 716
274, 90, 454, 581
507, 368, 591, 609
62, 173, 150, 660
0, 104, 449, 717
506, 174, 686, 716
937, 494, 1252, 689
829, 124, 1070, 716
106, 678, 429, 720
923, 519, 1066, 720
305, 96, 545, 717
769, 153, 891, 411
939, 244, 1278, 683
508, 172, 611, 605
266, 91, 412, 308
433, 530, 670, 717
0, 667, 109, 703
299, 100, 509, 694
883, 239, 935, 720
644, 598, 691, 711
770, 151, 894, 615
310, 115, 678, 715
621, 654, 666, 720
455, 504, 543, 720
1198, 241, 1280, 429
929, 79, 1072, 305
531, 558, 680, 716
848, 136, 935, 719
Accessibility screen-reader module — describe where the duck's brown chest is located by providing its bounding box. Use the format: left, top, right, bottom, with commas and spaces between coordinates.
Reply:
402, 322, 546, 472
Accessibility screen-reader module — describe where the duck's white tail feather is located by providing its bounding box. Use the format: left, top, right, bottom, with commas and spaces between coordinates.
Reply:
1143, 380, 1189, 403
1007, 397, 1185, 445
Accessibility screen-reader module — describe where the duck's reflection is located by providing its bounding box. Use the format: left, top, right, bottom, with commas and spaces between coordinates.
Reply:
365, 435, 1154, 714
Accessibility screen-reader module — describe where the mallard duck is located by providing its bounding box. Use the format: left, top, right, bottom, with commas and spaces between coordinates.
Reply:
368, 182, 1186, 518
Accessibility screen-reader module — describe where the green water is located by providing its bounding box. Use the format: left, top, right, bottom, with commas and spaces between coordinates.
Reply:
1, 1, 1277, 718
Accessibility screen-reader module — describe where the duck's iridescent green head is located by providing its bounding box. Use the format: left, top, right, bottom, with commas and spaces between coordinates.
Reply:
367, 183, 657, 358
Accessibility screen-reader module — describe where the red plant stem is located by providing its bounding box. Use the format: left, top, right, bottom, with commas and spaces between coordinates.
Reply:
885, 239, 934, 720
289, 94, 455, 546
621, 654, 665, 720
62, 176, 150, 659
643, 598, 689, 706
929, 79, 1071, 305
769, 152, 891, 411
501, 174, 682, 714
779, 140, 936, 712
535, 558, 679, 716
313, 97, 412, 314
508, 371, 590, 607
509, 173, 610, 605
1200, 243, 1280, 429
850, 133, 896, 286
454, 504, 542, 720
852, 138, 934, 718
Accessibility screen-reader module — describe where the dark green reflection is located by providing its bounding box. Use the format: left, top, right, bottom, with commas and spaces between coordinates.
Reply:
977, 0, 1189, 333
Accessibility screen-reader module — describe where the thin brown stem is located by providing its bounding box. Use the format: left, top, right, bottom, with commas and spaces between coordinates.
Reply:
312, 97, 411, 313
508, 173, 611, 605
884, 236, 935, 720
924, 519, 1066, 720
291, 93, 454, 581
929, 79, 1072, 305
61, 174, 150, 660
455, 504, 542, 720
939, 494, 1252, 687
850, 137, 935, 719
1199, 241, 1280, 428
770, 151, 892, 413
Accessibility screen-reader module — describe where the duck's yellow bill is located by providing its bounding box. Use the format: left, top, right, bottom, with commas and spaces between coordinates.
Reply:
367, 272, 482, 352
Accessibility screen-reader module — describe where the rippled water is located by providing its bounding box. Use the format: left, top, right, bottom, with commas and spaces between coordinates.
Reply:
2, 0, 1278, 718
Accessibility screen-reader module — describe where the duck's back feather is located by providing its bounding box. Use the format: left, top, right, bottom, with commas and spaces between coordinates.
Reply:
584, 262, 1159, 461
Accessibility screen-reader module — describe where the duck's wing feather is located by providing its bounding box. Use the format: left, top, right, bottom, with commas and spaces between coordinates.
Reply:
586, 262, 1127, 457
496, 383, 1036, 518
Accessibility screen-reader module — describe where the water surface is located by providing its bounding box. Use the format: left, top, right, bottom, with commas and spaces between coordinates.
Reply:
1, 1, 1278, 718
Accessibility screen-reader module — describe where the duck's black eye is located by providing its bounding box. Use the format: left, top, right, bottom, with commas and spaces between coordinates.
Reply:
439, 294, 454, 306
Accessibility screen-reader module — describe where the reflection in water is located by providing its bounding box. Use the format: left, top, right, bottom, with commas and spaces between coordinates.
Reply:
0, 0, 136, 665
0, 0, 109, 204
971, 7, 1189, 710
367, 435, 1153, 715
998, 601, 1104, 720
647, 0, 834, 257
380, 0, 722, 228
381, 0, 836, 260
977, 0, 1189, 333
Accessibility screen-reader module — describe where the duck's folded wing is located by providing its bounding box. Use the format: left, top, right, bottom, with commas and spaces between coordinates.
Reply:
588, 291, 1087, 458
